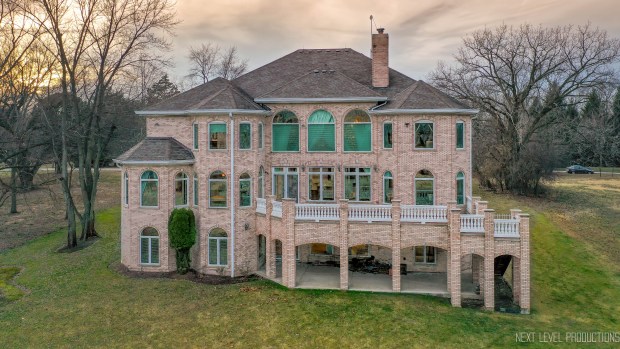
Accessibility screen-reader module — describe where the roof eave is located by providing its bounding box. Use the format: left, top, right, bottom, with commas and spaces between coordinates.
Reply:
113, 159, 195, 166
135, 109, 271, 116
254, 97, 388, 104
369, 108, 479, 115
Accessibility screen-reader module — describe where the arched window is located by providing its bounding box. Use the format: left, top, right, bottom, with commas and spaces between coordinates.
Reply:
258, 166, 265, 199
344, 109, 371, 152
140, 170, 158, 207
209, 171, 227, 208
140, 227, 159, 265
415, 121, 434, 149
239, 173, 252, 207
272, 111, 299, 152
123, 172, 129, 205
307, 110, 335, 152
456, 172, 465, 205
383, 171, 393, 203
208, 228, 228, 266
174, 172, 188, 207
193, 174, 199, 206
415, 169, 434, 205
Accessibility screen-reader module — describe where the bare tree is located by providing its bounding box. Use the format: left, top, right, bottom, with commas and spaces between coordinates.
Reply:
217, 46, 248, 80
431, 23, 620, 193
25, 0, 178, 247
187, 43, 219, 84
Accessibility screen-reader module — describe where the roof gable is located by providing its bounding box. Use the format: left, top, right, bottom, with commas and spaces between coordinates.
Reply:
381, 80, 469, 110
114, 137, 194, 164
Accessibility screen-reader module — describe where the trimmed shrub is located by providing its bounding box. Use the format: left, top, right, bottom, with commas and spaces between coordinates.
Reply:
168, 208, 196, 274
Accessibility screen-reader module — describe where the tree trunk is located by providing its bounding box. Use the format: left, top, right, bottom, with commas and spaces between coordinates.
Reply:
10, 167, 18, 214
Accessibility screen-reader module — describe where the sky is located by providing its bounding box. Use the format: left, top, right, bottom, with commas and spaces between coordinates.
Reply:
168, 0, 620, 84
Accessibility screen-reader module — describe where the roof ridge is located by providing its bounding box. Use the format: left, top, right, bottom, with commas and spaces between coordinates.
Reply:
256, 71, 315, 98
390, 81, 421, 109
419, 80, 468, 109
330, 70, 384, 97
187, 82, 230, 109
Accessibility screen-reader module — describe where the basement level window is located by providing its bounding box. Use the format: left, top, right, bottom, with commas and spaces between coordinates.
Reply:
415, 246, 436, 264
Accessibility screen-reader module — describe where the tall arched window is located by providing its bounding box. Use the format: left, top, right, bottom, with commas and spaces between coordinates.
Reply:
272, 111, 299, 152
456, 172, 465, 205
415, 170, 434, 205
239, 173, 251, 207
208, 228, 228, 266
140, 227, 159, 265
174, 172, 188, 207
307, 110, 335, 152
140, 170, 158, 207
209, 171, 227, 208
383, 171, 393, 203
258, 166, 265, 199
344, 109, 371, 152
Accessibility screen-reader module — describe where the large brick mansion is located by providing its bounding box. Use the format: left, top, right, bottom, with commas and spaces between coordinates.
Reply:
115, 28, 530, 313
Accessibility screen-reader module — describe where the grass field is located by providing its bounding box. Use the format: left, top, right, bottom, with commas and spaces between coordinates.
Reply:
0, 174, 619, 348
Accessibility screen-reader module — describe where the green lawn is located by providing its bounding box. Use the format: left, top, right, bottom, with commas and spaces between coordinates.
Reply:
1, 176, 619, 348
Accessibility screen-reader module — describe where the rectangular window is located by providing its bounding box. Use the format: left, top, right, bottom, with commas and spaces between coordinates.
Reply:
193, 175, 199, 206
308, 167, 334, 201
209, 123, 227, 149
344, 167, 371, 201
209, 180, 227, 207
193, 123, 199, 150
239, 177, 251, 207
258, 123, 263, 149
272, 124, 299, 152
456, 122, 464, 149
239, 123, 251, 150
272, 167, 298, 202
343, 123, 371, 152
174, 177, 188, 206
140, 237, 159, 264
415, 246, 436, 264
383, 123, 393, 149
311, 243, 334, 255
415, 122, 434, 149
456, 176, 464, 205
123, 172, 129, 205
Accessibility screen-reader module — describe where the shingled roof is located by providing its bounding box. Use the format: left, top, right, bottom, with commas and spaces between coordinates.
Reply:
114, 137, 194, 164
381, 80, 469, 110
142, 77, 264, 112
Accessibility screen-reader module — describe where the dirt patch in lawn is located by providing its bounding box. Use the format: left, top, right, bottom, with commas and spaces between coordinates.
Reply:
0, 168, 120, 252
111, 262, 261, 285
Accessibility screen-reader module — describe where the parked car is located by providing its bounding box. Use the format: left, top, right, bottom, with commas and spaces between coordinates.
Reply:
566, 165, 594, 174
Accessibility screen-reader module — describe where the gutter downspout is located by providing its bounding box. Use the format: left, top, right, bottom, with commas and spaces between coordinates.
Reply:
229, 112, 235, 277
370, 100, 388, 111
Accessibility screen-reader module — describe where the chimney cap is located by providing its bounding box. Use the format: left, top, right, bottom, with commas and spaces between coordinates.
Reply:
377, 28, 385, 34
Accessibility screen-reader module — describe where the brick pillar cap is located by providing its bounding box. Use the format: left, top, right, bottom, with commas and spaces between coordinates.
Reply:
450, 208, 462, 213
282, 198, 296, 202
518, 213, 530, 217
390, 199, 401, 204
447, 200, 457, 205
478, 201, 489, 204
472, 196, 482, 200
483, 208, 495, 212
339, 199, 350, 203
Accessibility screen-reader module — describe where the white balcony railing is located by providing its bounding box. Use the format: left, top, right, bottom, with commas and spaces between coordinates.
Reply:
401, 205, 448, 223
256, 198, 266, 214
348, 204, 392, 222
494, 213, 512, 220
494, 219, 520, 238
271, 200, 282, 218
460, 214, 485, 233
296, 204, 340, 221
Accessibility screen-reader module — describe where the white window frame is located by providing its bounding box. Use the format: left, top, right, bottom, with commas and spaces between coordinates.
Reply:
414, 121, 434, 150
308, 167, 335, 201
208, 231, 228, 266
140, 229, 160, 266
140, 170, 159, 208
272, 167, 299, 202
123, 171, 129, 206
383, 121, 393, 150
456, 121, 465, 150
343, 110, 372, 153
209, 171, 228, 208
239, 122, 252, 150
174, 172, 189, 207
307, 110, 336, 153
456, 171, 465, 205
193, 174, 199, 206
271, 111, 300, 153
415, 245, 437, 264
208, 122, 227, 150
239, 173, 252, 207
192, 122, 199, 150
383, 171, 393, 204
414, 170, 435, 206
344, 167, 371, 202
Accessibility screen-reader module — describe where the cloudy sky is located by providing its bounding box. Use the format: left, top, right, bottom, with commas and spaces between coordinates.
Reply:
169, 0, 620, 83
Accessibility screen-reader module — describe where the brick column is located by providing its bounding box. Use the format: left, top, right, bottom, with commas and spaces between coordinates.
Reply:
391, 200, 402, 292
472, 196, 481, 214
510, 209, 522, 220
282, 198, 296, 288
448, 201, 461, 307
519, 213, 531, 314
477, 200, 488, 213
265, 195, 276, 279
483, 208, 495, 311
339, 199, 349, 290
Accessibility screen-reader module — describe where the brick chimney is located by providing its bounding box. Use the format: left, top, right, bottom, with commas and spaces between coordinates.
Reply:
372, 27, 389, 88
